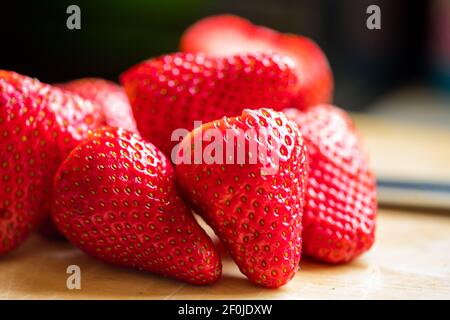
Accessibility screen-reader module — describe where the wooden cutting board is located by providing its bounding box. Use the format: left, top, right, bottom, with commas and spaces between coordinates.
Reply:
1, 115, 449, 299
353, 113, 450, 185
0, 208, 449, 300
353, 113, 450, 210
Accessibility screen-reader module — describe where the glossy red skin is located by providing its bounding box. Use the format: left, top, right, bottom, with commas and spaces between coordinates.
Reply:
180, 14, 333, 110
0, 70, 102, 254
51, 127, 221, 285
57, 78, 137, 132
120, 52, 299, 156
284, 105, 377, 263
40, 78, 139, 238
176, 109, 308, 287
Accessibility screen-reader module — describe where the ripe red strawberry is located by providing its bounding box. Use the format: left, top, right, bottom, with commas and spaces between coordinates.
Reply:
175, 108, 308, 287
120, 52, 299, 156
284, 105, 377, 263
51, 127, 221, 285
45, 78, 137, 240
57, 78, 137, 132
180, 14, 334, 109
40, 78, 139, 240
0, 70, 102, 254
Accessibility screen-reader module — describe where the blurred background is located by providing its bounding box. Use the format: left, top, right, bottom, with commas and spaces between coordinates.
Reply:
1, 0, 449, 210
1, 0, 449, 109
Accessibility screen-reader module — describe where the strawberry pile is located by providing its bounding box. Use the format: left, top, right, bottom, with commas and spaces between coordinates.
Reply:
0, 14, 376, 288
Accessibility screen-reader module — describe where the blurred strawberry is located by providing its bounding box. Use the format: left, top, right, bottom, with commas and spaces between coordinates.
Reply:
180, 14, 333, 109
120, 52, 299, 156
0, 70, 102, 254
284, 105, 377, 263
57, 78, 137, 132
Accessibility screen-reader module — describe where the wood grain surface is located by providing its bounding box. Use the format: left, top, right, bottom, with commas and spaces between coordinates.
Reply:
353, 113, 450, 184
0, 209, 449, 300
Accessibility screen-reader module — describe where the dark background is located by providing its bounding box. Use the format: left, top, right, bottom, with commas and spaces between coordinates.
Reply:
0, 0, 447, 110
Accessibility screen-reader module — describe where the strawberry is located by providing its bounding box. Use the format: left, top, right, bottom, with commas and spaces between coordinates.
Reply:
57, 78, 137, 132
175, 108, 308, 287
51, 127, 221, 285
0, 70, 102, 254
120, 52, 299, 156
39, 78, 138, 239
284, 105, 377, 263
180, 14, 333, 109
